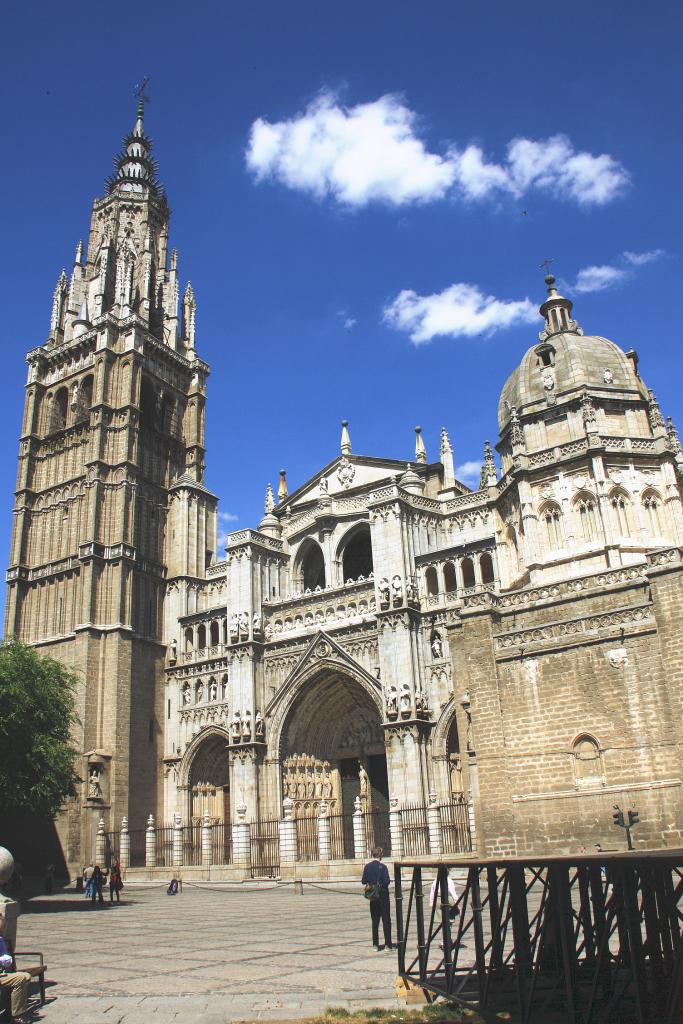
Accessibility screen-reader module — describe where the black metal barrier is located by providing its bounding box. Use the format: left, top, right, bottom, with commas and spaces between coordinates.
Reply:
395, 852, 683, 1023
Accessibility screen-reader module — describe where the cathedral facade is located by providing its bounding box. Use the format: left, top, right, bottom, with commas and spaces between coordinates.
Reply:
7, 105, 683, 872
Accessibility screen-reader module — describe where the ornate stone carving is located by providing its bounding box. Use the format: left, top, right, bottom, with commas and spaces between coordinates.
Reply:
337, 457, 355, 489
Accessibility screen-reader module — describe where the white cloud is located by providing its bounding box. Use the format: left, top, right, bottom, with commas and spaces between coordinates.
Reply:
217, 510, 239, 552
218, 511, 239, 523
567, 249, 665, 294
383, 282, 537, 345
246, 93, 629, 208
343, 317, 357, 330
247, 92, 455, 207
456, 460, 482, 487
623, 249, 665, 266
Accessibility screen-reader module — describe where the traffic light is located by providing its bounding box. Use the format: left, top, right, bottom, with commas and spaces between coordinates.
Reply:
628, 809, 640, 827
612, 806, 624, 828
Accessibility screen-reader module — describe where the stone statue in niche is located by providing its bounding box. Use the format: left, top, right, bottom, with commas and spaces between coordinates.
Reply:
359, 764, 369, 803
296, 767, 306, 800
196, 681, 204, 703
230, 710, 242, 741
385, 685, 398, 718
322, 766, 333, 799
253, 612, 262, 634
169, 638, 177, 662
431, 631, 443, 660
230, 613, 239, 640
415, 688, 428, 715
88, 767, 102, 800
242, 711, 252, 741
182, 683, 191, 706
399, 684, 412, 717
391, 575, 403, 606
209, 681, 218, 702
378, 578, 390, 608
405, 579, 417, 603
238, 611, 249, 636
254, 711, 265, 740
314, 766, 323, 798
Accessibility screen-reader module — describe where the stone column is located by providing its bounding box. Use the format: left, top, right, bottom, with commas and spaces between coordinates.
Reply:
389, 798, 404, 860
353, 796, 367, 860
145, 814, 156, 868
173, 812, 183, 867
233, 802, 251, 869
119, 817, 130, 870
318, 800, 331, 862
279, 797, 297, 868
202, 810, 213, 867
95, 817, 106, 864
427, 792, 443, 856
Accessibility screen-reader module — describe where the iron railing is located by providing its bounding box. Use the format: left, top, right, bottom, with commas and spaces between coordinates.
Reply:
296, 814, 320, 861
365, 809, 392, 858
329, 812, 355, 860
212, 823, 233, 865
441, 796, 472, 854
395, 854, 683, 1024
250, 817, 280, 878
402, 804, 430, 857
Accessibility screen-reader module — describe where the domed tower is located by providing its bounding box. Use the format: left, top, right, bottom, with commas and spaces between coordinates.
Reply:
495, 274, 683, 586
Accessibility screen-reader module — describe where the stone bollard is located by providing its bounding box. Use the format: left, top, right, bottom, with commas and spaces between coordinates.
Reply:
353, 796, 367, 860
427, 792, 443, 857
389, 798, 404, 860
95, 817, 106, 865
173, 812, 184, 867
119, 816, 130, 871
233, 803, 251, 869
145, 814, 157, 868
279, 797, 297, 868
318, 800, 331, 862
202, 810, 213, 867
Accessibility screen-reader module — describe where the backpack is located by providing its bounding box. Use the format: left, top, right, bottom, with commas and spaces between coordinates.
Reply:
364, 882, 382, 901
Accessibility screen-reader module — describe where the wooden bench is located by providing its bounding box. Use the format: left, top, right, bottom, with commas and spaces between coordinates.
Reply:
3, 937, 47, 1009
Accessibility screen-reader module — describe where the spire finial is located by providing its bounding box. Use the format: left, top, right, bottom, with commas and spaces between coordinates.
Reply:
278, 469, 288, 502
133, 76, 151, 125
340, 420, 352, 456
538, 260, 579, 339
264, 483, 275, 513
439, 427, 455, 488
480, 440, 497, 488
414, 426, 426, 464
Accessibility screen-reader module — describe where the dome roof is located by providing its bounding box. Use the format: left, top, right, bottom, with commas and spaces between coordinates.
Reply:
498, 275, 645, 433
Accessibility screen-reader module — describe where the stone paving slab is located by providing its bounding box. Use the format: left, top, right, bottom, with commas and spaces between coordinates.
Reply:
14, 883, 407, 1023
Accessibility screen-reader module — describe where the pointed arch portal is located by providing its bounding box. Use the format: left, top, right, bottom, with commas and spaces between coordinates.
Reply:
278, 667, 388, 823
187, 731, 230, 824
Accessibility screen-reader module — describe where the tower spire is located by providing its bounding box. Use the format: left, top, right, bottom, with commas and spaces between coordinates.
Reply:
440, 427, 455, 488
340, 420, 352, 456
414, 426, 427, 464
106, 86, 164, 200
480, 440, 497, 488
538, 268, 581, 339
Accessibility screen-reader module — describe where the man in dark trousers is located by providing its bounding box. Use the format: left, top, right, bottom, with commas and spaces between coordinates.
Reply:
361, 846, 393, 952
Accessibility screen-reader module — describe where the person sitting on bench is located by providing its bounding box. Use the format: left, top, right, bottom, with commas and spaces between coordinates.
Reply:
0, 912, 31, 1022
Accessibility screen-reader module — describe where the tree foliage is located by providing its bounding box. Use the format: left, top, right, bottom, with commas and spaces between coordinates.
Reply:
0, 638, 80, 817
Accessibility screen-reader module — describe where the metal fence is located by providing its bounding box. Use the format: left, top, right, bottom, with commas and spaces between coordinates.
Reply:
441, 797, 472, 854
329, 812, 355, 860
365, 808, 392, 857
250, 816, 280, 878
128, 829, 147, 868
402, 804, 430, 857
296, 814, 320, 861
212, 823, 233, 865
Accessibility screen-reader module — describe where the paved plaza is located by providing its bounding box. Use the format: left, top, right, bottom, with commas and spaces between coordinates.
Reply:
14, 881, 408, 1023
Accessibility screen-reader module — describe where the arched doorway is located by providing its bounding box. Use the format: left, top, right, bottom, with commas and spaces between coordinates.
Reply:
188, 732, 230, 824
279, 668, 387, 818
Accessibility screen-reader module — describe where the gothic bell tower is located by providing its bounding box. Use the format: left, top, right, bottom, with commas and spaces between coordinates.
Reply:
4, 98, 216, 871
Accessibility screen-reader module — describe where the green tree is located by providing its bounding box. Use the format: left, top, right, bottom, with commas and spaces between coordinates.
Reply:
0, 638, 80, 816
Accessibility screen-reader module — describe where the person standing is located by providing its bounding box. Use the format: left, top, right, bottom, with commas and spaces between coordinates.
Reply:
44, 863, 54, 895
91, 865, 105, 906
109, 859, 122, 903
361, 847, 393, 952
83, 862, 95, 899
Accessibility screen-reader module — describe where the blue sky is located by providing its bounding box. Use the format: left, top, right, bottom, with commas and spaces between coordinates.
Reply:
1, 0, 681, 554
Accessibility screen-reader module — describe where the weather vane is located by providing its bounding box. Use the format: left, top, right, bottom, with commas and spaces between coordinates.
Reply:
133, 76, 151, 111
540, 257, 555, 276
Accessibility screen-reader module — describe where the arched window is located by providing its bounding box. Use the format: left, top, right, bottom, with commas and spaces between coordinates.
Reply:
575, 493, 599, 542
480, 552, 495, 584
541, 502, 564, 549
443, 562, 457, 594
53, 387, 68, 431
425, 566, 439, 596
197, 623, 207, 650
184, 627, 193, 653
610, 490, 632, 537
340, 526, 373, 581
74, 375, 94, 422
643, 492, 662, 536
299, 540, 326, 590
160, 394, 175, 435
461, 557, 475, 589
572, 734, 604, 787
